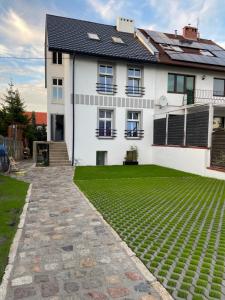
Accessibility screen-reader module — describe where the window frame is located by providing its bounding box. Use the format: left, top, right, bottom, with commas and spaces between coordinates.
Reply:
213, 78, 225, 97
125, 110, 143, 139
97, 108, 115, 138
126, 66, 144, 97
52, 51, 62, 65
52, 77, 63, 102
167, 73, 195, 94
97, 62, 116, 95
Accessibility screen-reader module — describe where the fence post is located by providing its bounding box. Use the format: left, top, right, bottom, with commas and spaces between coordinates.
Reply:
184, 108, 187, 146
165, 113, 168, 145
208, 103, 214, 148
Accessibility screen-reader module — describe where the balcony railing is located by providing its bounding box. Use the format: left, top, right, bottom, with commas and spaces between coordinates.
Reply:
125, 129, 144, 138
125, 86, 145, 96
96, 128, 117, 138
194, 89, 225, 104
96, 83, 117, 94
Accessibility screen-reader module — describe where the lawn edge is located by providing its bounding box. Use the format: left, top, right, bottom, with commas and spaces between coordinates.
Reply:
75, 182, 174, 300
0, 183, 32, 300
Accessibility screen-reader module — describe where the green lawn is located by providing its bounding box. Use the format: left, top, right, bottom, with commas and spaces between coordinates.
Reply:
75, 165, 225, 300
0, 175, 28, 282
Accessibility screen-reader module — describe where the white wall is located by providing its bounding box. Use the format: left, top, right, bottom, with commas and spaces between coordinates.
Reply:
152, 146, 209, 175
74, 104, 153, 165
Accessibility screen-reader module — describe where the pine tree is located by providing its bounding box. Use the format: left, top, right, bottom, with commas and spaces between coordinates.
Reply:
1, 82, 28, 128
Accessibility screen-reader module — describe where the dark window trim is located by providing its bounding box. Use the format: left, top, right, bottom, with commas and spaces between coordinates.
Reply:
213, 77, 225, 97
167, 73, 195, 94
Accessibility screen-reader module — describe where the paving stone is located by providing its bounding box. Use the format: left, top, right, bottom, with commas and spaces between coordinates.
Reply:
34, 274, 49, 283
62, 245, 73, 252
107, 287, 130, 298
11, 275, 33, 286
87, 291, 108, 300
80, 257, 96, 268
106, 275, 121, 285
13, 286, 36, 299
44, 263, 59, 271
64, 282, 80, 293
82, 278, 103, 289
41, 281, 59, 297
125, 272, 143, 281
134, 282, 152, 293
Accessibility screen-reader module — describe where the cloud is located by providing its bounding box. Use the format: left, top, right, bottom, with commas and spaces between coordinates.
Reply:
0, 9, 43, 46
87, 0, 127, 20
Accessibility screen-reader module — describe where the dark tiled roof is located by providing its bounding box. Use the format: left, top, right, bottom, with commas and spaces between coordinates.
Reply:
46, 14, 157, 63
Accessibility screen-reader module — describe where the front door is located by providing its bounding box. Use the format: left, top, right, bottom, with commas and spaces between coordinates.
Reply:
51, 114, 64, 141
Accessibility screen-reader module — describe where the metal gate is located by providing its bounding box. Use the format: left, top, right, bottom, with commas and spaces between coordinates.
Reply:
211, 129, 225, 168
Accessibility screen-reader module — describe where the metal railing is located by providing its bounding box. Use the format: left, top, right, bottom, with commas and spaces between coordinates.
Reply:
125, 86, 145, 96
96, 128, 117, 138
124, 129, 144, 138
96, 83, 117, 94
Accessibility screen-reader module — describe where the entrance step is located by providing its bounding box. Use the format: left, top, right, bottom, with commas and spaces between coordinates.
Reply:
49, 142, 71, 167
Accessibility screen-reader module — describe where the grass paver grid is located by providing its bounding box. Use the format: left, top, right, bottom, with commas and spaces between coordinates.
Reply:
75, 165, 225, 300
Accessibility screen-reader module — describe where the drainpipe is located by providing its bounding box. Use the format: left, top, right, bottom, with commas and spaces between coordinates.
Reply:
72, 54, 75, 166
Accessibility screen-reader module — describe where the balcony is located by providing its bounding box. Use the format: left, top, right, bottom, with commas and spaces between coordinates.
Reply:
185, 89, 225, 105
125, 86, 145, 97
96, 128, 117, 138
125, 129, 144, 139
96, 83, 117, 95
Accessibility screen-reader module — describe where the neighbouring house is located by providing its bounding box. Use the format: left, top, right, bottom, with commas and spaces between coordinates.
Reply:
45, 14, 225, 179
25, 112, 47, 128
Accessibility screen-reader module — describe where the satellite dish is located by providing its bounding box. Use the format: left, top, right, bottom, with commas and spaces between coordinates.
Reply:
159, 95, 168, 107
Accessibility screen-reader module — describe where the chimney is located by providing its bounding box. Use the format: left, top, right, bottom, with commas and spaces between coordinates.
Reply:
116, 17, 134, 34
183, 24, 198, 40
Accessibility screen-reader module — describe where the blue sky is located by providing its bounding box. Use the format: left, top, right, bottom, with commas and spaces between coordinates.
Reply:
1, 0, 225, 111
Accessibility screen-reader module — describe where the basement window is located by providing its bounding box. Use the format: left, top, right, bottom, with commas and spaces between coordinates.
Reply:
88, 33, 100, 40
200, 49, 214, 57
112, 36, 124, 44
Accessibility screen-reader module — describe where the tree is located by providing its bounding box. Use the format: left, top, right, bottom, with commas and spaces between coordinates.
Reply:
0, 82, 29, 135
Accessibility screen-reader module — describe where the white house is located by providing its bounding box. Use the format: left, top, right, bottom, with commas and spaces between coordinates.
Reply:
45, 14, 225, 179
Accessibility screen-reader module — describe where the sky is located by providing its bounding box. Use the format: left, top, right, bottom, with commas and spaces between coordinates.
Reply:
1, 0, 225, 112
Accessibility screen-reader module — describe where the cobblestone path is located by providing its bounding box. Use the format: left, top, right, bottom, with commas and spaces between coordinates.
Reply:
4, 166, 163, 300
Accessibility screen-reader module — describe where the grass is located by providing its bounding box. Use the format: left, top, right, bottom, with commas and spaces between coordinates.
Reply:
75, 164, 225, 300
0, 174, 28, 282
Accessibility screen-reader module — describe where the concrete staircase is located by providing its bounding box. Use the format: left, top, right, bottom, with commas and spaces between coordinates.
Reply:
49, 142, 71, 166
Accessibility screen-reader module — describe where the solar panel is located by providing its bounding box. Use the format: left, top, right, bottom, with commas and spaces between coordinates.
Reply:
145, 30, 222, 51
166, 51, 225, 67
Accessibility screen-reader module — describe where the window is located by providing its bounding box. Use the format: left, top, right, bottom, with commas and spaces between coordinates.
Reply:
52, 78, 63, 101
98, 109, 113, 137
88, 33, 100, 40
126, 111, 141, 138
200, 49, 214, 57
168, 73, 195, 94
52, 52, 62, 64
97, 64, 115, 94
127, 67, 143, 96
112, 36, 124, 44
213, 78, 225, 96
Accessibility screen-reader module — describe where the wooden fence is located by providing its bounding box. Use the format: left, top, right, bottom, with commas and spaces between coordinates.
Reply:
211, 130, 225, 168
0, 135, 23, 160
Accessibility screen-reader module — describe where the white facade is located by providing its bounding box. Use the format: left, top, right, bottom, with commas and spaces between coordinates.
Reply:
46, 48, 225, 176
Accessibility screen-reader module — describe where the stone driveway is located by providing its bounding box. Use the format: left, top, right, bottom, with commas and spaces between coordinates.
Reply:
4, 165, 166, 300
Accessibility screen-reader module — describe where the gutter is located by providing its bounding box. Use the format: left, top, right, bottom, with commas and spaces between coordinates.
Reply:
72, 54, 75, 166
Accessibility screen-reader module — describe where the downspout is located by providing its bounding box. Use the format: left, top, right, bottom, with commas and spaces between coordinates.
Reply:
72, 54, 75, 166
